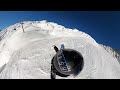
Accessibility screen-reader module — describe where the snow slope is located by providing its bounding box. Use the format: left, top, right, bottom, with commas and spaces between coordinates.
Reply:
0, 20, 120, 79
100, 44, 120, 64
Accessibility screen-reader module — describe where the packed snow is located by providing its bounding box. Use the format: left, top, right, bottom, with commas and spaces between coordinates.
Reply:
100, 44, 120, 64
0, 20, 120, 79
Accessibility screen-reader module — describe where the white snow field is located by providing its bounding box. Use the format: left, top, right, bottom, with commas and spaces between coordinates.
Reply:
0, 20, 120, 79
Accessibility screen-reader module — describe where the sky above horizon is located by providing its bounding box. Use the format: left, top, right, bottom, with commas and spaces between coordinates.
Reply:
0, 11, 120, 49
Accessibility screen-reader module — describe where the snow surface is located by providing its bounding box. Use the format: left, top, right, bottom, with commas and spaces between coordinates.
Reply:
0, 21, 120, 79
100, 44, 120, 64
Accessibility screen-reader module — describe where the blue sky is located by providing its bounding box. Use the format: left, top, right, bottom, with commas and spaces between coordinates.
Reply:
0, 11, 120, 49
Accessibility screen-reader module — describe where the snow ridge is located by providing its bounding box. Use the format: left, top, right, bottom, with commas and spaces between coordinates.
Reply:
100, 44, 120, 63
0, 20, 98, 46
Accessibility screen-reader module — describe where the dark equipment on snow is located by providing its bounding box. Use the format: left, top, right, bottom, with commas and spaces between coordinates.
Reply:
51, 44, 84, 79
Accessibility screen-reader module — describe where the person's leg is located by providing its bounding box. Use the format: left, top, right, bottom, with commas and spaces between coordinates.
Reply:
60, 44, 65, 50
53, 45, 59, 52
51, 57, 56, 79
51, 64, 56, 79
